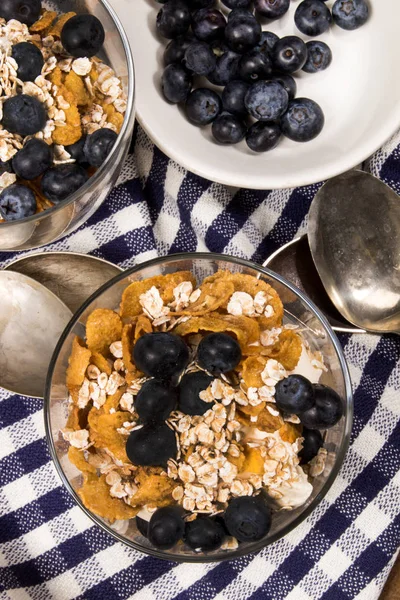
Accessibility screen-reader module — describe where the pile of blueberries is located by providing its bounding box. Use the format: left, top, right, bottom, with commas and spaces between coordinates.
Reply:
124, 329, 343, 552
0, 1, 119, 222
157, 0, 369, 151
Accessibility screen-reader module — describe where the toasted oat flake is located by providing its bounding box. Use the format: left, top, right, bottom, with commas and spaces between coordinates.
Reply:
221, 536, 239, 551
110, 341, 123, 358
261, 359, 287, 385
72, 57, 92, 76
120, 392, 134, 412
227, 291, 255, 317
0, 171, 16, 191
139, 286, 169, 320
62, 428, 90, 449
178, 463, 196, 484
170, 281, 193, 311
308, 447, 328, 478
260, 327, 282, 347
172, 486, 184, 501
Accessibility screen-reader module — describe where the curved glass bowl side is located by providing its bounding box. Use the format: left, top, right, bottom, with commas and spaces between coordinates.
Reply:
0, 0, 135, 251
44, 253, 353, 563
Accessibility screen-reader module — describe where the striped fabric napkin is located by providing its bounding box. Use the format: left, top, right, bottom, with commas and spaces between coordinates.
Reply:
0, 124, 399, 600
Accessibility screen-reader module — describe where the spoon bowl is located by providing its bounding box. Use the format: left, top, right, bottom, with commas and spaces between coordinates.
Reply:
263, 235, 364, 333
0, 272, 72, 398
4, 252, 123, 313
308, 171, 400, 334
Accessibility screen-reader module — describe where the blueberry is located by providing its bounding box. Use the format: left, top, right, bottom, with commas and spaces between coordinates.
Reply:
65, 136, 88, 165
135, 379, 177, 423
295, 0, 332, 36
246, 121, 281, 152
184, 517, 226, 551
2, 94, 47, 136
245, 80, 288, 121
271, 36, 308, 73
300, 384, 343, 429
198, 333, 242, 375
164, 34, 194, 66
187, 0, 216, 8
11, 42, 44, 82
209, 39, 229, 57
256, 31, 279, 56
238, 49, 272, 82
183, 41, 216, 75
254, 0, 290, 20
228, 8, 255, 22
221, 0, 251, 8
148, 507, 184, 550
222, 80, 250, 115
192, 8, 226, 42
207, 51, 240, 86
133, 332, 189, 381
299, 428, 324, 464
61, 15, 105, 58
332, 0, 369, 30
303, 41, 332, 73
83, 128, 118, 167
136, 516, 149, 537
12, 139, 53, 181
224, 496, 271, 542
126, 422, 177, 466
275, 374, 315, 414
225, 14, 261, 54
185, 88, 222, 126
0, 184, 36, 221
212, 112, 246, 144
0, 0, 41, 26
0, 160, 13, 175
178, 371, 214, 415
41, 164, 89, 203
162, 63, 192, 102
156, 0, 191, 39
269, 73, 296, 100
281, 97, 324, 142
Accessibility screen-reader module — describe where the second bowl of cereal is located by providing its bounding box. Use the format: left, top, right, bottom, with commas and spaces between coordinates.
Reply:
0, 0, 134, 251
45, 253, 352, 562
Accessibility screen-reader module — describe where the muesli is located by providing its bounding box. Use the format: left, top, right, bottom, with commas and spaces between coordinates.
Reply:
0, 2, 126, 221
62, 270, 343, 552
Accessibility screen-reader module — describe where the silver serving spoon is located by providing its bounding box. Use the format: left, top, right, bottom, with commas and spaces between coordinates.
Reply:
4, 252, 123, 313
308, 170, 400, 334
263, 235, 364, 334
0, 271, 72, 398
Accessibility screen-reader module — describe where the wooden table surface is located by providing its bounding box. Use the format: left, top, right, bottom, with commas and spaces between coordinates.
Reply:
380, 556, 400, 599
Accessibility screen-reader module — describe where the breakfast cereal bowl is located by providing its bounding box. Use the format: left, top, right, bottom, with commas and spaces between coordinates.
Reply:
45, 253, 352, 562
0, 0, 134, 251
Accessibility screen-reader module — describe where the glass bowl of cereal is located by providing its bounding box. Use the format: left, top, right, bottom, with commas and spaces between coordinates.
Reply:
0, 0, 134, 251
45, 253, 352, 562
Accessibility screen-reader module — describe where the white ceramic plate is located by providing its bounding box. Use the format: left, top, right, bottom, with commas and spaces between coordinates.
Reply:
111, 0, 400, 189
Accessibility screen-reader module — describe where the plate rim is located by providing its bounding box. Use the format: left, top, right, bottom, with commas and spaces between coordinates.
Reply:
135, 103, 400, 189
129, 0, 400, 190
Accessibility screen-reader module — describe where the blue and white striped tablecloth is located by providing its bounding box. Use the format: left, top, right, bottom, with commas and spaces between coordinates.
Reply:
0, 124, 399, 600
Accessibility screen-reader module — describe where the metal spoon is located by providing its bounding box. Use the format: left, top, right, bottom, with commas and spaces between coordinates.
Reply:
308, 170, 400, 334
263, 235, 364, 334
0, 271, 72, 398
4, 252, 123, 313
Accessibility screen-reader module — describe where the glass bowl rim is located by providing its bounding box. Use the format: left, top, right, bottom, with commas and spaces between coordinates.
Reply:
0, 0, 135, 229
44, 252, 353, 563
